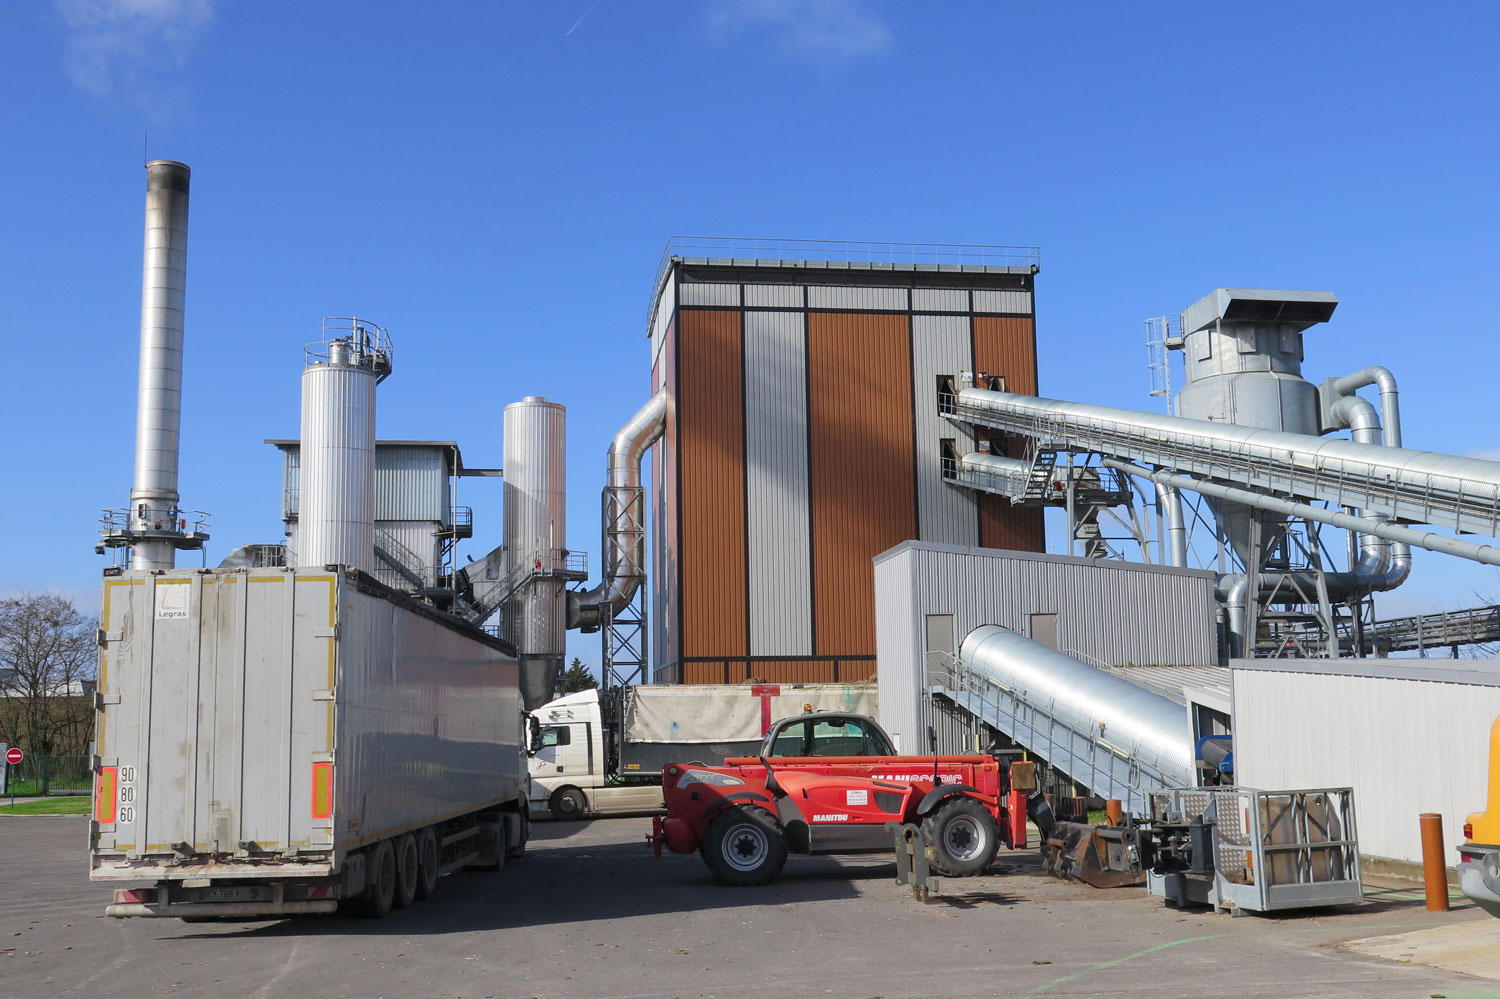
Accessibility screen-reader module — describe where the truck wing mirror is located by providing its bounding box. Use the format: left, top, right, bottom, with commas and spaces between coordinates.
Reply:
527, 716, 542, 756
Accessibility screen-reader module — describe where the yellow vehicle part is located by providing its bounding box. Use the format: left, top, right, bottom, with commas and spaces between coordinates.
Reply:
1467, 714, 1500, 845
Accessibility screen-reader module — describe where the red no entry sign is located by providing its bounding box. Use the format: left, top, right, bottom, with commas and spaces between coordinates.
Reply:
5, 747, 22, 765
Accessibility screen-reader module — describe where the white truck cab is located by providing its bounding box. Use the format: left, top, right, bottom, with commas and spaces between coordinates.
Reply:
529, 689, 663, 819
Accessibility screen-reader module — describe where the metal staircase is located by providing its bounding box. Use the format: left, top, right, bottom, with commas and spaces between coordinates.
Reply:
374, 528, 428, 590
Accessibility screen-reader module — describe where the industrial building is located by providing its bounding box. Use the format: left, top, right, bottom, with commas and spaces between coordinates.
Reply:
1231, 658, 1500, 869
93, 160, 1500, 900
267, 438, 483, 597
873, 543, 1219, 755
644, 240, 1046, 685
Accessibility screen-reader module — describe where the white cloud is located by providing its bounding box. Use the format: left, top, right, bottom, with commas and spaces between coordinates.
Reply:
55, 0, 213, 101
706, 0, 893, 62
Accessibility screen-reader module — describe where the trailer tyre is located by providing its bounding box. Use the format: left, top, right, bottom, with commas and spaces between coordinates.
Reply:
703, 806, 787, 886
549, 786, 587, 821
415, 827, 440, 900
505, 809, 530, 860
922, 797, 999, 878
394, 834, 419, 909
363, 840, 397, 917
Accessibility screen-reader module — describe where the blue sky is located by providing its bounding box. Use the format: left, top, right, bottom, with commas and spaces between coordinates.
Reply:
2, 1, 1497, 668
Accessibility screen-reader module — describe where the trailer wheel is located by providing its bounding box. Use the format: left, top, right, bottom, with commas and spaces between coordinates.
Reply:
415, 828, 440, 900
921, 797, 999, 878
549, 786, 587, 821
505, 808, 529, 860
394, 834, 419, 909
363, 840, 397, 917
703, 806, 787, 886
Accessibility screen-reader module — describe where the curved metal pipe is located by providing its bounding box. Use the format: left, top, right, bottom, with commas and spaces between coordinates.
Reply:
1156, 483, 1188, 567
1328, 394, 1410, 592
566, 391, 668, 630
1331, 365, 1401, 448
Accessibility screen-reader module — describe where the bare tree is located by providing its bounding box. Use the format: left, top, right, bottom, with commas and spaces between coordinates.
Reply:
0, 593, 97, 759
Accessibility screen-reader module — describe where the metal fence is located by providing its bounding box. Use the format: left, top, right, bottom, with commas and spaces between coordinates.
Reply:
3, 754, 92, 796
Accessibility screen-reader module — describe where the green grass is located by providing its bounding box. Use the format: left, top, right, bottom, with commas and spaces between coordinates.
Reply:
0, 796, 92, 815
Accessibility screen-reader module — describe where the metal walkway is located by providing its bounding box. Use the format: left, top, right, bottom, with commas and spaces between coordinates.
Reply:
1366, 604, 1500, 654
941, 386, 1500, 538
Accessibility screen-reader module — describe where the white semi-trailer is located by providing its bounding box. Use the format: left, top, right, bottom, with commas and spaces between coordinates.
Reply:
529, 682, 877, 818
90, 566, 530, 919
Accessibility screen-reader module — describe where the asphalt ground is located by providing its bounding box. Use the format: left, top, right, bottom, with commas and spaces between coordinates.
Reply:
2, 813, 1498, 999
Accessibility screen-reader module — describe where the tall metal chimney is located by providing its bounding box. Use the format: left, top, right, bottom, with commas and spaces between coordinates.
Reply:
103, 160, 209, 568
296, 319, 391, 572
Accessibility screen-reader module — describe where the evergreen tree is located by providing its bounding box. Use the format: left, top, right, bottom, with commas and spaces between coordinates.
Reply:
556, 657, 598, 695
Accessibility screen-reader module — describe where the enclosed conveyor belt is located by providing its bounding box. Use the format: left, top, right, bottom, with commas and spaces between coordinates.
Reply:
944, 385, 1500, 538
930, 625, 1194, 815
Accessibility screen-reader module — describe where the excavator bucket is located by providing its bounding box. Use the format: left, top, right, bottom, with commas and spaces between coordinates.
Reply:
1040, 821, 1147, 889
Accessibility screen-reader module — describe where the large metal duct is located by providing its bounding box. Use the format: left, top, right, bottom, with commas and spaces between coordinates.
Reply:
502, 397, 568, 710
566, 391, 667, 632
128, 161, 193, 570
298, 327, 388, 572
946, 383, 1500, 538
957, 625, 1194, 811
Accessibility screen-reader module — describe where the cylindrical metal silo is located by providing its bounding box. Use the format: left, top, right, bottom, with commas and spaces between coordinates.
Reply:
129, 160, 192, 570
298, 329, 388, 572
1175, 289, 1337, 565
502, 397, 568, 710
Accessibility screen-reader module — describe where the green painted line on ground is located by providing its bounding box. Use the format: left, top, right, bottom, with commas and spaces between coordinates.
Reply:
1029, 934, 1224, 994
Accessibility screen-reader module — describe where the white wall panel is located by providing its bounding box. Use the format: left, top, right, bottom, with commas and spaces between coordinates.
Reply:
679, 282, 742, 307
972, 289, 1033, 314
651, 273, 676, 368
744, 284, 803, 308
912, 289, 969, 312
807, 286, 909, 311
1232, 662, 1500, 867
912, 315, 978, 546
744, 311, 812, 655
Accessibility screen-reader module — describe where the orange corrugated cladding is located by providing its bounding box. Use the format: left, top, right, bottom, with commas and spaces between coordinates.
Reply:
676, 310, 747, 659
656, 277, 1043, 684
974, 316, 1045, 550
808, 313, 916, 656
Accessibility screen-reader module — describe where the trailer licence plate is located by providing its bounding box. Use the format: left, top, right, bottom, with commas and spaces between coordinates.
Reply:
199, 886, 270, 902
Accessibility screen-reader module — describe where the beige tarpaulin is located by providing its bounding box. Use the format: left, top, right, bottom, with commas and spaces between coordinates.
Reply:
625, 684, 877, 744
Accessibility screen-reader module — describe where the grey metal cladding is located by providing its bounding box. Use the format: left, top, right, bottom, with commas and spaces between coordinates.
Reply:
912, 288, 969, 313
679, 282, 742, 307
972, 289, 1033, 314
651, 275, 676, 368
873, 552, 975, 755
874, 543, 1219, 754
743, 310, 812, 656
807, 286, 909, 311
912, 315, 978, 546
743, 284, 803, 308
374, 446, 448, 521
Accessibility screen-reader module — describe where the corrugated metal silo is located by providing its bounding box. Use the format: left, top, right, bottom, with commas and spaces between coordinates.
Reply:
503, 397, 568, 709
